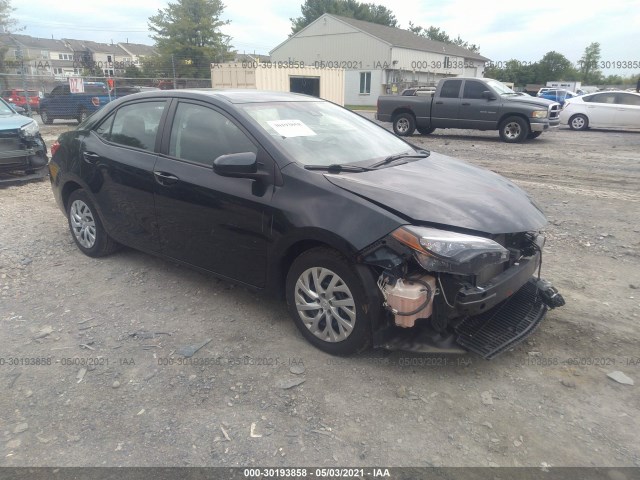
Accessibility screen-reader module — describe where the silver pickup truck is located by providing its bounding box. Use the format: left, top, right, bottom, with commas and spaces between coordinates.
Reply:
376, 78, 561, 143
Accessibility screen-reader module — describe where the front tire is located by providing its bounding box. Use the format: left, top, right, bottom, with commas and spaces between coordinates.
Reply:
67, 190, 118, 257
499, 116, 529, 143
568, 114, 588, 130
40, 109, 53, 125
286, 247, 379, 355
393, 113, 416, 136
417, 126, 436, 135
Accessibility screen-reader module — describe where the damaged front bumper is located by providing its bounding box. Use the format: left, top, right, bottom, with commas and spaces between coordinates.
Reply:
0, 132, 48, 172
363, 230, 564, 360
375, 275, 563, 359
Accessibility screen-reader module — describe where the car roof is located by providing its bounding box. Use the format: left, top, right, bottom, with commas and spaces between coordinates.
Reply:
122, 89, 323, 104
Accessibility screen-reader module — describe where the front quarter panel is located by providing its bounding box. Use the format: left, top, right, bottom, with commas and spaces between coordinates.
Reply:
266, 164, 406, 290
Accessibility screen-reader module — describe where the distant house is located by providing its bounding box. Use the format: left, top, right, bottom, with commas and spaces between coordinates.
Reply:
270, 14, 489, 105
232, 53, 271, 64
0, 33, 78, 78
117, 42, 158, 68
62, 39, 132, 76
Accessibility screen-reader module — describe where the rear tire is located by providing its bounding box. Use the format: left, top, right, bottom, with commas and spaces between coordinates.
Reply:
285, 247, 380, 356
67, 190, 118, 257
417, 126, 436, 135
393, 113, 416, 136
499, 116, 529, 143
40, 109, 53, 125
568, 114, 588, 130
77, 109, 88, 124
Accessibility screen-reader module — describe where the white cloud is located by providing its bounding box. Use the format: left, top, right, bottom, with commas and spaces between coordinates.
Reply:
12, 0, 640, 74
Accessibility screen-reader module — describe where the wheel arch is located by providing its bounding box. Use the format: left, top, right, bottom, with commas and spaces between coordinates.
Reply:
61, 180, 84, 211
269, 230, 359, 298
497, 112, 530, 129
391, 108, 416, 122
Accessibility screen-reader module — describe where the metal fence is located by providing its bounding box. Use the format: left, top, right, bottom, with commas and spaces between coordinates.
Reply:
0, 73, 212, 117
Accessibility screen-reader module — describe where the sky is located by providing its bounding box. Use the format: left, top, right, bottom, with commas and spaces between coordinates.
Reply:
12, 0, 640, 76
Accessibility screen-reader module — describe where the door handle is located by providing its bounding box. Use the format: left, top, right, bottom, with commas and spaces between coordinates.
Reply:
461, 102, 471, 106
154, 171, 179, 185
82, 151, 100, 164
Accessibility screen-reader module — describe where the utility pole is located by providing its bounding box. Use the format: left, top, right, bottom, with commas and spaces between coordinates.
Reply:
15, 44, 33, 117
171, 54, 177, 89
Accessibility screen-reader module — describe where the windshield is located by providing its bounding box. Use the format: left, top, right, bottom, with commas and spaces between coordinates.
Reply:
240, 101, 414, 166
487, 80, 517, 95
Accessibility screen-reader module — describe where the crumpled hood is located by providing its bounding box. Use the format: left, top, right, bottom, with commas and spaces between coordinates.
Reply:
324, 152, 547, 234
0, 113, 34, 131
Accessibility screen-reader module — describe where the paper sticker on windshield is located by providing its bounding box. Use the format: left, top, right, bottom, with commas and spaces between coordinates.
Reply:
267, 119, 316, 138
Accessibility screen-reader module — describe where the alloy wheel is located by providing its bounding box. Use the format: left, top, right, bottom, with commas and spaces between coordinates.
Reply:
70, 200, 97, 249
294, 267, 356, 343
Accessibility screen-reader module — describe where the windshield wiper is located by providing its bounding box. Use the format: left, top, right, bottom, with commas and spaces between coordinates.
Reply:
369, 151, 429, 169
304, 164, 370, 173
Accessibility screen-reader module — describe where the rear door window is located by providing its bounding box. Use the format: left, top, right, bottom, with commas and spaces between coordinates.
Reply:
96, 101, 166, 151
440, 80, 462, 98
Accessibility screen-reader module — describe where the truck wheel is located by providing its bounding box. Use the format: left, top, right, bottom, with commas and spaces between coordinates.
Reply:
568, 114, 588, 130
499, 116, 529, 143
417, 126, 436, 135
77, 109, 88, 124
393, 113, 416, 136
40, 109, 53, 125
527, 131, 542, 139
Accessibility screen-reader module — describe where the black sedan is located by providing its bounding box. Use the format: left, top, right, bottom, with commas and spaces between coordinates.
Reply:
49, 90, 563, 358
0, 98, 47, 173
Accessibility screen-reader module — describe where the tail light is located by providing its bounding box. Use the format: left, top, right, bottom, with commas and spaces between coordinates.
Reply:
50, 141, 60, 157
91, 97, 100, 107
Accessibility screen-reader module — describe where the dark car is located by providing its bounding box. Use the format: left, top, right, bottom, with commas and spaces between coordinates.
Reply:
0, 98, 48, 173
112, 86, 160, 96
49, 90, 563, 358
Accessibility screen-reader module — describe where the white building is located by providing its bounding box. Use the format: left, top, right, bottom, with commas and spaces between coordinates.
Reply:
270, 14, 489, 106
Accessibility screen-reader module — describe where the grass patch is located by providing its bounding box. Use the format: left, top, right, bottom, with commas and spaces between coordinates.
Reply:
345, 105, 377, 111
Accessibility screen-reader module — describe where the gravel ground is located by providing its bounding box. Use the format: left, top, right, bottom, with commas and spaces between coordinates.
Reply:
0, 117, 639, 467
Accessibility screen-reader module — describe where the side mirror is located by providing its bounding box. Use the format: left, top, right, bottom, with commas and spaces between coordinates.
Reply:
482, 90, 496, 100
213, 152, 268, 181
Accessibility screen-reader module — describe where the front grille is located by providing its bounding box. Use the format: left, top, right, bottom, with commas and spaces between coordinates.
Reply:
549, 104, 561, 119
455, 279, 547, 359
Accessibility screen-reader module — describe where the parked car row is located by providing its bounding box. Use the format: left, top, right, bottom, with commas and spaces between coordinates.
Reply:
1, 89, 41, 113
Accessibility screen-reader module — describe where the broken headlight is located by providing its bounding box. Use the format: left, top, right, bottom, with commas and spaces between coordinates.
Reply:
20, 120, 39, 137
391, 226, 509, 275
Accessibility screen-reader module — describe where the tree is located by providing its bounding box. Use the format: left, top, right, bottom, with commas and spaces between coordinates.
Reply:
290, 0, 397, 34
408, 22, 480, 54
0, 0, 18, 86
578, 42, 603, 84
148, 0, 233, 78
536, 51, 579, 82
0, 0, 17, 31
